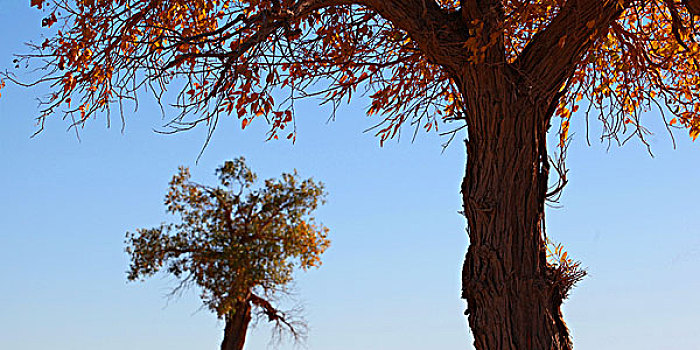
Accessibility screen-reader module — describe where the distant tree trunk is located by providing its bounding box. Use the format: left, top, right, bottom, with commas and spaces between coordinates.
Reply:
459, 72, 571, 349
221, 300, 252, 350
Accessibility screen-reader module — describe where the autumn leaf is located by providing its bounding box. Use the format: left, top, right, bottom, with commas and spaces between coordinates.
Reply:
690, 128, 700, 141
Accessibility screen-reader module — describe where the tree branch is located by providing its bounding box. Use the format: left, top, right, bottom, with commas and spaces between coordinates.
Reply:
248, 293, 299, 334
516, 0, 628, 97
363, 0, 469, 70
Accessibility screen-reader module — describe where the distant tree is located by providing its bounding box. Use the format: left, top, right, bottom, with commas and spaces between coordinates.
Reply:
125, 158, 330, 350
5, 1, 700, 349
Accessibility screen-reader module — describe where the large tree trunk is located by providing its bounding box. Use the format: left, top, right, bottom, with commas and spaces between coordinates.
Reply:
459, 73, 572, 349
220, 300, 252, 350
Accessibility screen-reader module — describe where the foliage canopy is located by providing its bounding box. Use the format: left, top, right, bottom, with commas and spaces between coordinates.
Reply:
5, 0, 700, 146
126, 158, 329, 321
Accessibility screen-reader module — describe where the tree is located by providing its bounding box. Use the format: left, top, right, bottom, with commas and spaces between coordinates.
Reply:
125, 158, 330, 350
4, 0, 700, 349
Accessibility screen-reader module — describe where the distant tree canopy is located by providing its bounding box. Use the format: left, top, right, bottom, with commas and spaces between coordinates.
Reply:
126, 158, 329, 350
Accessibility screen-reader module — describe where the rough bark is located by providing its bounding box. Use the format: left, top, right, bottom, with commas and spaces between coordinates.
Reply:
220, 300, 253, 350
459, 67, 571, 350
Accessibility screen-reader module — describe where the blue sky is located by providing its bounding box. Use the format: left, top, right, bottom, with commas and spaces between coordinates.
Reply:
1, 2, 699, 349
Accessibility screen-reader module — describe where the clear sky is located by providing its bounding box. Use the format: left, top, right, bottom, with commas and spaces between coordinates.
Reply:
1, 2, 699, 350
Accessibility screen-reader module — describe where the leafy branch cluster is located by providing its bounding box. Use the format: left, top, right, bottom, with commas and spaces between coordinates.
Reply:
12, 0, 461, 145
6, 1, 700, 150
545, 239, 586, 299
558, 1, 700, 149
